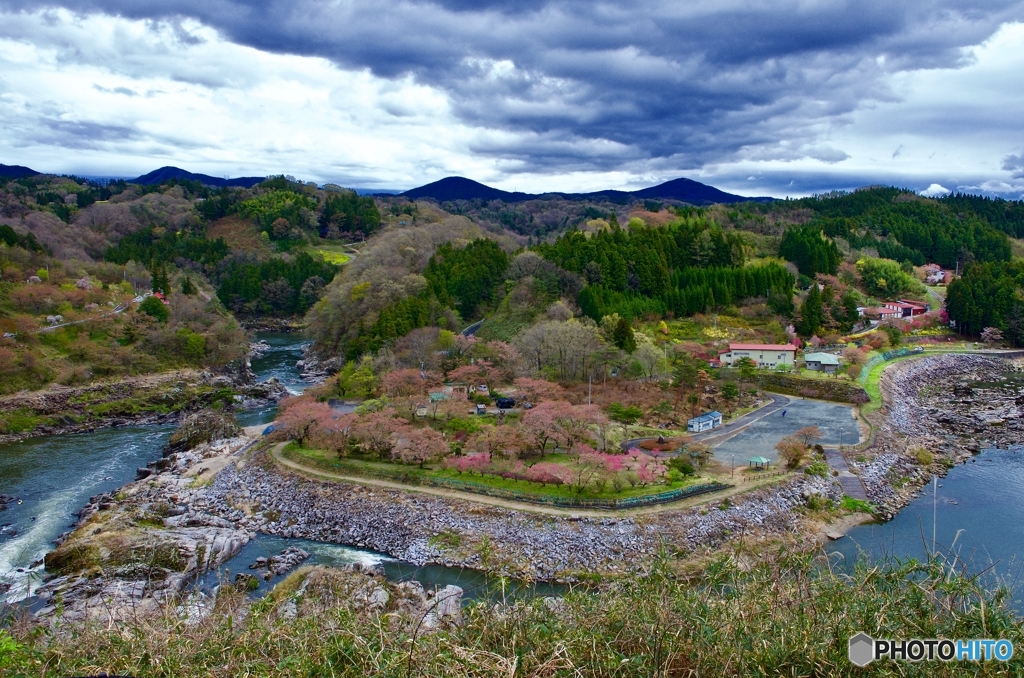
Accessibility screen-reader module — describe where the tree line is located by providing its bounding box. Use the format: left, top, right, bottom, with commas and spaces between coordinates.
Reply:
535, 218, 746, 295
946, 261, 1024, 344
778, 225, 840, 277
104, 226, 337, 316
578, 263, 795, 322
788, 187, 1012, 268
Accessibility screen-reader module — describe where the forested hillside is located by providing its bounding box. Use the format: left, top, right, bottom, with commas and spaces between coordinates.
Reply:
5, 170, 1023, 400
0, 172, 385, 393
305, 185, 1024, 369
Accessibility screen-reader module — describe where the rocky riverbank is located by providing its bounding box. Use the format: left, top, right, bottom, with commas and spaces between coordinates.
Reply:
0, 367, 288, 446
27, 352, 1013, 623
192, 448, 844, 582
851, 353, 1023, 519
296, 344, 343, 383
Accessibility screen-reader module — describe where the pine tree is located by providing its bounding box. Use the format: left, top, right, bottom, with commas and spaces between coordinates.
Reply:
612, 317, 637, 353
181, 277, 197, 295
798, 284, 823, 336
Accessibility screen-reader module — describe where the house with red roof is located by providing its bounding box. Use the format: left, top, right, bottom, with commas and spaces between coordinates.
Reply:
859, 306, 901, 322
718, 342, 797, 369
883, 300, 928, 318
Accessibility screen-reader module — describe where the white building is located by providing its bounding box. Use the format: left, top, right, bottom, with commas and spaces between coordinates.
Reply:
717, 343, 797, 369
687, 411, 723, 432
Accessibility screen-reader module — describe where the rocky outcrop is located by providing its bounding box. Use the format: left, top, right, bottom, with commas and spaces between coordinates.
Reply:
0, 372, 288, 445
268, 565, 463, 630
165, 409, 242, 453
35, 437, 256, 624
297, 345, 343, 383
250, 547, 311, 579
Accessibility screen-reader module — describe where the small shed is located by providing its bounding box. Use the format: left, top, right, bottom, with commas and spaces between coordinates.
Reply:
804, 352, 840, 374
748, 456, 770, 470
687, 410, 723, 432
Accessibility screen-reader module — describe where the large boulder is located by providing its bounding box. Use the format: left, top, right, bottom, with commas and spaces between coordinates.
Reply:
165, 409, 241, 453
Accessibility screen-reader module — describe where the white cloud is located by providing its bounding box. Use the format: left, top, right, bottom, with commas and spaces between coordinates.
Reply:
0, 10, 493, 187
920, 183, 950, 196
0, 8, 1023, 196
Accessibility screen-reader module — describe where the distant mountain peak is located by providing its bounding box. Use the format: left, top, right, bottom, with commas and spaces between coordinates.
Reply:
0, 163, 40, 179
132, 166, 266, 188
399, 176, 771, 205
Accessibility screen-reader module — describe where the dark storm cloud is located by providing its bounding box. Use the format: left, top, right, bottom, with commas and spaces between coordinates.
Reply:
28, 119, 139, 149
2, 0, 1022, 171
1003, 153, 1024, 178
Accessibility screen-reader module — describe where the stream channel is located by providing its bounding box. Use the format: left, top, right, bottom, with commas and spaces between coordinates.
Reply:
0, 332, 557, 604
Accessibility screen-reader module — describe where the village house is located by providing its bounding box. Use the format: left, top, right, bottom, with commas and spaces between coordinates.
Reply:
803, 352, 841, 374
858, 306, 901, 323
717, 343, 797, 368
883, 300, 928, 318
923, 264, 947, 285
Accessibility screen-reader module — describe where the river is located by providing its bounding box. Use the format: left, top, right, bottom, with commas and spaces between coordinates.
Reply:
0, 332, 552, 605
829, 446, 1024, 612
0, 332, 308, 600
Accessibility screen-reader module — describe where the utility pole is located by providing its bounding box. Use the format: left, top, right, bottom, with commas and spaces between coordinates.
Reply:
588, 376, 592, 407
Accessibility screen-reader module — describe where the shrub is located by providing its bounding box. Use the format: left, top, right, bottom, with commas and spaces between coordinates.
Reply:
605, 402, 643, 424
804, 459, 830, 478
138, 295, 169, 322
914, 448, 934, 466
668, 457, 696, 476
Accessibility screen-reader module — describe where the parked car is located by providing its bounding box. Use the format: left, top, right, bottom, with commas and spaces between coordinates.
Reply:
495, 397, 515, 409
522, 402, 533, 410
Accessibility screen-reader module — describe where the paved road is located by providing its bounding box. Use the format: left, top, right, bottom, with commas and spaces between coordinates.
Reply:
620, 394, 790, 453
461, 320, 484, 337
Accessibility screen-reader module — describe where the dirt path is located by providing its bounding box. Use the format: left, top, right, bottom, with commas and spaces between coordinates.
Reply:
268, 442, 791, 519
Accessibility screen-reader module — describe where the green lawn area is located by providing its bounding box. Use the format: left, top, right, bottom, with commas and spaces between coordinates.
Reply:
281, 443, 709, 502
860, 347, 973, 414
307, 244, 352, 265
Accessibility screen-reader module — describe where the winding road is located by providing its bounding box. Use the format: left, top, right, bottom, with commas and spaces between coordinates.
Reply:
620, 394, 790, 453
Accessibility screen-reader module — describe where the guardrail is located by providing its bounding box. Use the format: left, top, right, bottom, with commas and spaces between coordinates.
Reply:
284, 451, 732, 509
858, 347, 919, 385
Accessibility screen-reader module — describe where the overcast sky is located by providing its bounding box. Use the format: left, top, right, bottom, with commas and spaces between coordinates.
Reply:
1, 1, 1023, 198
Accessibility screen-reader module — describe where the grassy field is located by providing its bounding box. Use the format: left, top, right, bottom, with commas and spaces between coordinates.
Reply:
307, 243, 353, 265
282, 444, 707, 501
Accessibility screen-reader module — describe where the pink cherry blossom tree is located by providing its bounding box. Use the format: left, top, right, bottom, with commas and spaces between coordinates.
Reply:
351, 410, 402, 459
276, 396, 334, 448
445, 452, 492, 475
380, 368, 441, 397
524, 462, 573, 487
392, 426, 450, 467
466, 424, 529, 459
512, 377, 564, 404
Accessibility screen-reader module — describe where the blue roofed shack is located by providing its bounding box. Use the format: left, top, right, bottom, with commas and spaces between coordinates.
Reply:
687, 410, 723, 433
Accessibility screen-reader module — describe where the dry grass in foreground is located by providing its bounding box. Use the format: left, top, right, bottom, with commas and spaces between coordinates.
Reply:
2, 549, 1022, 677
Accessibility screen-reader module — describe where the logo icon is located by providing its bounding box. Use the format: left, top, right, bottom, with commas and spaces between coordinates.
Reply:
849, 632, 875, 667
